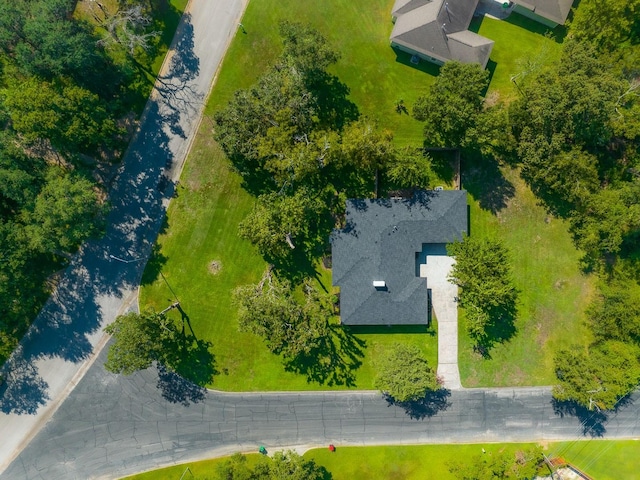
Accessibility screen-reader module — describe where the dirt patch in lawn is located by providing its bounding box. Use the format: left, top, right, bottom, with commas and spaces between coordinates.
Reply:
208, 260, 222, 275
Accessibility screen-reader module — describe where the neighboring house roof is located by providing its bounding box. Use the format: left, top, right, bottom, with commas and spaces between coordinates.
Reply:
331, 190, 468, 326
390, 0, 494, 68
512, 0, 573, 26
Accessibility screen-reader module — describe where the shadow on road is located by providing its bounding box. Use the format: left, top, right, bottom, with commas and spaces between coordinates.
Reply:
384, 388, 452, 420
0, 13, 201, 415
156, 364, 207, 406
551, 395, 635, 438
0, 356, 49, 415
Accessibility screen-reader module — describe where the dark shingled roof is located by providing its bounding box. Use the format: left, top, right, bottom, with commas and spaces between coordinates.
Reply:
331, 190, 468, 326
390, 0, 494, 68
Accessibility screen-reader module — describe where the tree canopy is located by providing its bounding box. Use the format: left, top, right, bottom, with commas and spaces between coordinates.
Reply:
374, 343, 439, 402
233, 273, 332, 362
104, 310, 175, 375
553, 341, 640, 411
413, 61, 489, 148
104, 309, 216, 384
238, 190, 326, 262
447, 236, 518, 348
215, 451, 330, 480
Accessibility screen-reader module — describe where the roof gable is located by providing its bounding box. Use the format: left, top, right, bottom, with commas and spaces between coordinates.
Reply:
513, 0, 573, 25
390, 0, 493, 68
331, 190, 468, 326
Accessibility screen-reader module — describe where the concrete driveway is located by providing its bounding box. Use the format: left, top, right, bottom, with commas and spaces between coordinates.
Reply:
420, 255, 461, 389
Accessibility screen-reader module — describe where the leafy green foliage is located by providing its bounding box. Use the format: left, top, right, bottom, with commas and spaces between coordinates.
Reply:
385, 147, 435, 190
105, 310, 173, 375
105, 309, 216, 384
570, 0, 640, 51
279, 20, 340, 74
447, 446, 543, 480
4, 77, 119, 153
339, 119, 394, 175
447, 236, 518, 348
238, 190, 326, 261
588, 279, 640, 345
374, 343, 439, 402
233, 274, 331, 361
553, 341, 640, 411
0, 0, 100, 80
21, 169, 105, 254
569, 184, 640, 264
214, 66, 318, 170
413, 61, 489, 148
215, 451, 330, 480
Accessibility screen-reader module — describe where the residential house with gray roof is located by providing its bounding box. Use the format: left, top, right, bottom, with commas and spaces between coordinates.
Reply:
390, 0, 572, 69
511, 0, 573, 27
390, 0, 494, 68
331, 190, 468, 326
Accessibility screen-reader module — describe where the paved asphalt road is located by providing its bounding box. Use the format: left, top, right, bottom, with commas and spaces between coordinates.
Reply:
2, 1, 640, 479
3, 345, 640, 479
0, 0, 248, 474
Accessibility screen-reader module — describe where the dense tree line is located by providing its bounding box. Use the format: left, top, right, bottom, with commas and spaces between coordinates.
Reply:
0, 0, 174, 364
408, 1, 640, 408
215, 22, 437, 270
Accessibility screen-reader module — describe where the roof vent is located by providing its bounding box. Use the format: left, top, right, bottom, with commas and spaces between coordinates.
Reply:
373, 280, 386, 288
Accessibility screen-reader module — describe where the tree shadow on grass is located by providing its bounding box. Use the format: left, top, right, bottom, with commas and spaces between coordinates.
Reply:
425, 150, 457, 186
384, 388, 452, 420
284, 324, 365, 387
139, 241, 169, 286
471, 300, 519, 359
308, 71, 360, 131
461, 153, 515, 214
157, 308, 217, 405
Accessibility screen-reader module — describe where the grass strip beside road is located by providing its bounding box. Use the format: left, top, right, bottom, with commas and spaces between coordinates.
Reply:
121, 441, 640, 480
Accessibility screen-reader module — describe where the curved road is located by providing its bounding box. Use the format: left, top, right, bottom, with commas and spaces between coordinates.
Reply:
2, 1, 640, 479
3, 345, 640, 479
0, 0, 248, 474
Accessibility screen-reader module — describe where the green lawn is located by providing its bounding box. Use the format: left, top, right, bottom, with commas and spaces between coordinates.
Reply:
140, 0, 448, 391
471, 13, 565, 100
121, 441, 640, 480
140, 131, 438, 391
140, 0, 583, 390
120, 454, 262, 480
202, 0, 434, 146
459, 165, 594, 387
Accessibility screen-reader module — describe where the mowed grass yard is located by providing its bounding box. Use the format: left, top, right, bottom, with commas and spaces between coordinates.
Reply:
140, 0, 590, 389
459, 166, 594, 387
140, 0, 441, 391
121, 441, 640, 480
